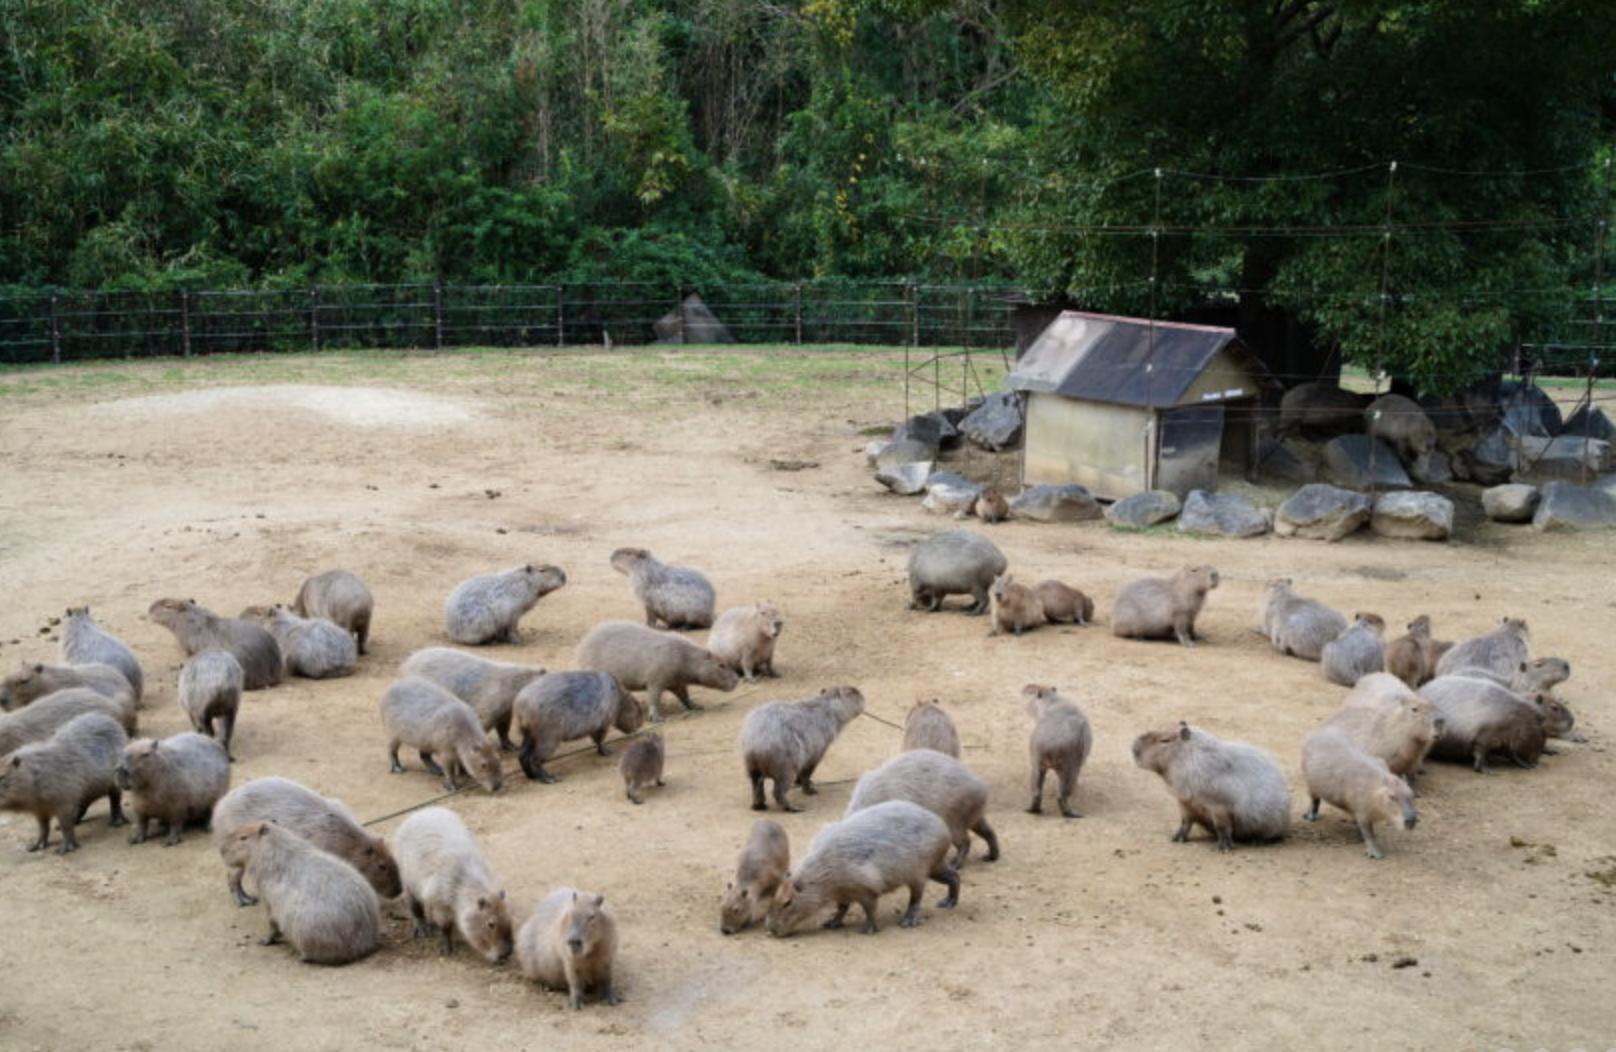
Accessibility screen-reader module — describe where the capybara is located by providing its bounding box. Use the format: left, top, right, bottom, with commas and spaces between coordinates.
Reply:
400, 647, 548, 751
1279, 382, 1373, 438
0, 711, 127, 853
1434, 617, 1530, 679
706, 602, 784, 681
218, 822, 382, 965
610, 547, 716, 630
1259, 578, 1347, 661
974, 487, 1010, 524
292, 569, 374, 654
1035, 580, 1094, 625
1302, 726, 1419, 859
395, 806, 513, 962
846, 749, 999, 867
988, 574, 1044, 636
1385, 615, 1441, 688
513, 671, 645, 783
60, 606, 144, 704
116, 733, 230, 846
765, 800, 960, 936
1321, 613, 1387, 687
444, 564, 568, 646
907, 530, 1008, 615
1, 661, 134, 712
1023, 684, 1093, 818
178, 649, 243, 760
0, 687, 135, 756
1449, 656, 1571, 696
211, 776, 401, 906
575, 621, 738, 721
1111, 565, 1220, 647
1328, 674, 1443, 783
1131, 722, 1290, 851
1366, 393, 1438, 465
147, 598, 282, 691
900, 698, 961, 758
720, 819, 790, 935
238, 605, 357, 679
739, 686, 865, 812
517, 887, 620, 1009
380, 677, 505, 793
1421, 675, 1561, 773
618, 733, 665, 804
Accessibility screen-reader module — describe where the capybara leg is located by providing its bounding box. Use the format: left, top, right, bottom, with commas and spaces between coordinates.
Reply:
1171, 804, 1195, 843
675, 685, 701, 712
219, 714, 236, 762
773, 779, 801, 813
1304, 797, 1321, 821
406, 895, 429, 938
592, 730, 610, 757
899, 884, 924, 929
438, 926, 455, 956
973, 818, 1001, 861
646, 689, 666, 723
951, 835, 970, 869
388, 741, 405, 774
749, 773, 767, 811
1027, 764, 1045, 814
107, 786, 127, 827
54, 810, 80, 854
823, 903, 850, 929
1356, 818, 1387, 860
1541, 745, 1559, 756
1510, 749, 1538, 769
418, 750, 446, 776
966, 587, 989, 616
931, 863, 961, 909
797, 761, 819, 795
504, 624, 523, 645
644, 608, 660, 629
162, 819, 185, 847
496, 713, 516, 752
856, 894, 882, 934
229, 866, 258, 907
355, 618, 369, 655
1213, 820, 1235, 853
1471, 746, 1494, 775
1056, 767, 1083, 819
1174, 616, 1196, 648
598, 975, 621, 1006
25, 814, 50, 852
129, 815, 151, 845
259, 918, 284, 947
627, 785, 643, 804
565, 961, 585, 1010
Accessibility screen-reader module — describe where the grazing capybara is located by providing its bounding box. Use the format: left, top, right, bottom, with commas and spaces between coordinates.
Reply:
1035, 581, 1094, 625
575, 621, 738, 721
975, 487, 1010, 523
907, 530, 1008, 615
618, 733, 665, 804
1434, 617, 1530, 679
0, 711, 127, 853
517, 887, 620, 1009
847, 750, 999, 867
117, 733, 230, 846
513, 671, 644, 784
217, 822, 382, 965
1, 661, 134, 712
720, 819, 790, 935
1322, 613, 1387, 687
1131, 722, 1290, 851
395, 807, 513, 962
765, 800, 960, 936
292, 569, 374, 654
211, 776, 401, 906
380, 677, 505, 793
1023, 684, 1093, 818
147, 598, 282, 691
1366, 393, 1437, 465
399, 647, 548, 751
988, 574, 1044, 636
1328, 674, 1443, 783
1259, 578, 1347, 661
1302, 726, 1419, 859
1278, 382, 1372, 438
739, 686, 865, 812
1450, 656, 1571, 696
444, 564, 568, 646
706, 602, 784, 681
178, 650, 243, 760
0, 687, 135, 756
238, 605, 357, 679
901, 698, 961, 758
610, 547, 716, 630
1385, 615, 1440, 688
1111, 565, 1219, 647
1421, 675, 1560, 773
60, 606, 144, 704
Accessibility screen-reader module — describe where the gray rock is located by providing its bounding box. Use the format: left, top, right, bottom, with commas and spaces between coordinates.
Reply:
1105, 490, 1182, 529
1009, 484, 1102, 523
959, 392, 1023, 452
921, 479, 984, 517
893, 412, 958, 451
1176, 490, 1271, 538
874, 439, 937, 472
1513, 434, 1614, 484
1457, 427, 1515, 485
1254, 437, 1316, 485
1408, 448, 1452, 484
1501, 381, 1563, 438
924, 471, 974, 492
1531, 481, 1616, 531
1481, 484, 1539, 524
1596, 473, 1616, 499
1370, 491, 1453, 541
1562, 404, 1616, 443
1322, 435, 1412, 491
1273, 484, 1372, 541
875, 461, 933, 496
863, 440, 886, 466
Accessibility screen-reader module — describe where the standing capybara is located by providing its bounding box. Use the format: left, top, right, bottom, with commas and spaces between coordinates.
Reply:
1035, 581, 1094, 625
901, 698, 961, 758
1321, 613, 1387, 687
292, 570, 374, 654
988, 574, 1044, 636
610, 547, 716, 630
60, 607, 144, 704
0, 687, 136, 756
765, 800, 960, 936
618, 733, 665, 804
974, 487, 1010, 523
517, 888, 620, 1009
400, 647, 548, 751
0, 711, 127, 853
739, 686, 865, 812
706, 602, 784, 681
395, 807, 513, 961
178, 649, 243, 760
1111, 565, 1220, 647
238, 605, 357, 679
847, 750, 999, 867
1447, 656, 1571, 696
1327, 674, 1443, 784
1, 661, 134, 712
117, 733, 230, 846
218, 822, 382, 965
720, 819, 790, 935
444, 564, 568, 646
1366, 393, 1438, 466
1385, 615, 1441, 688
1421, 675, 1563, 773
1131, 722, 1290, 851
1302, 725, 1419, 859
147, 598, 283, 691
907, 530, 1008, 615
1259, 578, 1347, 662
575, 621, 738, 721
1434, 617, 1530, 679
211, 776, 401, 906
1023, 684, 1093, 818
380, 677, 505, 793
513, 671, 644, 783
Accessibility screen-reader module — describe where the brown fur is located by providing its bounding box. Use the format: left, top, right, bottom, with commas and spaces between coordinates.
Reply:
395, 807, 513, 962
739, 686, 865, 812
974, 487, 1010, 523
1131, 722, 1290, 851
706, 602, 784, 681
1384, 615, 1438, 688
399, 647, 547, 751
576, 621, 738, 720
1328, 674, 1442, 783
292, 569, 374, 654
1111, 565, 1219, 647
0, 661, 134, 713
846, 749, 999, 867
1034, 581, 1094, 625
218, 822, 382, 965
381, 677, 505, 793
720, 819, 790, 935
0, 687, 136, 756
900, 698, 961, 758
618, 733, 665, 804
1302, 726, 1419, 859
0, 712, 128, 853
148, 598, 283, 691
116, 733, 230, 846
1422, 676, 1557, 774
513, 671, 645, 784
988, 573, 1045, 636
1023, 684, 1093, 818
517, 888, 620, 1009
178, 650, 243, 760
1321, 613, 1387, 687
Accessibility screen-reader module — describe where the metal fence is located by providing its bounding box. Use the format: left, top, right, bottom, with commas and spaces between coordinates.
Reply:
0, 282, 1018, 366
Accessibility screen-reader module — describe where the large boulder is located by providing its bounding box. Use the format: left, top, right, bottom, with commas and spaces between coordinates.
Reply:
1561, 404, 1616, 443
1370, 491, 1453, 541
874, 461, 933, 496
1009, 483, 1102, 523
874, 439, 936, 472
893, 411, 958, 452
959, 392, 1024, 452
1254, 436, 1316, 485
1531, 481, 1616, 531
921, 476, 984, 517
1322, 435, 1411, 491
1408, 448, 1452, 485
1481, 484, 1539, 524
1279, 383, 1371, 438
1501, 381, 1563, 438
1420, 379, 1503, 434
1455, 427, 1515, 485
1105, 490, 1182, 529
1176, 490, 1270, 538
1512, 434, 1614, 484
1273, 484, 1372, 542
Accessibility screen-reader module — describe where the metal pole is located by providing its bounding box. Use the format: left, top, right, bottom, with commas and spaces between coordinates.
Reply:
676, 286, 686, 345
793, 283, 803, 345
179, 290, 191, 358
433, 280, 445, 350
48, 294, 60, 364
309, 287, 320, 352
556, 285, 565, 348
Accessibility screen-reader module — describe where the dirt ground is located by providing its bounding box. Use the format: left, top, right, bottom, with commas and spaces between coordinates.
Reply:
1, 348, 1613, 1052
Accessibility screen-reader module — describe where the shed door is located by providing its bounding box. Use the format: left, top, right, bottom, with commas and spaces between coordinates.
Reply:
1156, 405, 1225, 497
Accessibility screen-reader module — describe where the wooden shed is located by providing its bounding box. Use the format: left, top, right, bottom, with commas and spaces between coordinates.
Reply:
1008, 311, 1280, 500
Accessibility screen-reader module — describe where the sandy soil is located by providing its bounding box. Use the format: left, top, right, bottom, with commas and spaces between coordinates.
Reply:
1, 349, 1613, 1052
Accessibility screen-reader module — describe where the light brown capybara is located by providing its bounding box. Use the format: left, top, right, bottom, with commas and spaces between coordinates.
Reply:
117, 733, 230, 846
1259, 578, 1347, 662
380, 677, 505, 793
517, 887, 620, 1009
846, 749, 999, 867
988, 574, 1044, 636
395, 806, 513, 962
444, 564, 568, 646
0, 711, 127, 853
900, 698, 961, 758
399, 647, 547, 751
1111, 565, 1219, 647
239, 605, 357, 679
177, 650, 243, 759
513, 671, 645, 784
576, 621, 738, 721
292, 569, 374, 654
218, 822, 382, 965
706, 602, 784, 681
0, 687, 136, 757
147, 598, 282, 691
1321, 613, 1387, 687
1434, 617, 1530, 679
1023, 684, 1093, 818
618, 733, 665, 804
1327, 674, 1443, 786
611, 547, 716, 630
1302, 725, 1419, 859
907, 530, 1008, 615
1385, 615, 1440, 688
0, 661, 134, 712
1131, 722, 1290, 851
974, 487, 1010, 524
738, 686, 865, 812
1035, 581, 1094, 625
720, 819, 790, 935
1366, 393, 1437, 465
1421, 675, 1566, 773
59, 607, 144, 703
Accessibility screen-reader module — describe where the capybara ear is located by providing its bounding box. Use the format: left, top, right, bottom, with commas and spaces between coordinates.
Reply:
593, 894, 605, 908
1177, 722, 1191, 740
498, 889, 507, 901
477, 896, 489, 910
570, 890, 579, 902
32, 662, 43, 673
525, 563, 535, 573
256, 824, 270, 837
1519, 661, 1528, 673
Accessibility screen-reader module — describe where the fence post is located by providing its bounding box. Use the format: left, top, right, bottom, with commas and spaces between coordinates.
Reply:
179, 290, 192, 358
556, 285, 565, 348
675, 286, 686, 345
793, 283, 803, 345
433, 280, 445, 350
308, 287, 321, 352
909, 282, 920, 349
48, 294, 61, 364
